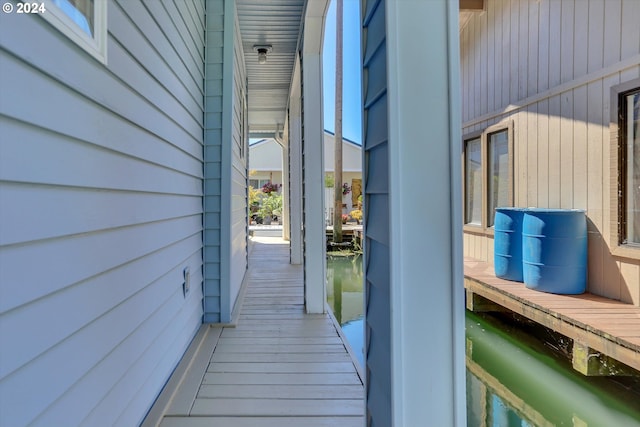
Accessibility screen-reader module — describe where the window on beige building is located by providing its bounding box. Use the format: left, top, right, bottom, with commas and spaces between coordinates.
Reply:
462, 122, 513, 233
487, 129, 510, 227
621, 88, 640, 245
610, 78, 640, 258
464, 137, 482, 226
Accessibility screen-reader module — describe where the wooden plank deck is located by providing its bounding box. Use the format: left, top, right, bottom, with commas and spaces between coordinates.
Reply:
143, 237, 365, 427
464, 257, 640, 373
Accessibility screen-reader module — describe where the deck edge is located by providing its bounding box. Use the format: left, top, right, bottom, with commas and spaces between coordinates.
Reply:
464, 260, 640, 372
141, 325, 223, 426
325, 303, 365, 384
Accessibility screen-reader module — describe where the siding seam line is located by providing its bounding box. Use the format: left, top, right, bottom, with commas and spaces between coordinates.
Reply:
0, 46, 204, 153
463, 53, 640, 128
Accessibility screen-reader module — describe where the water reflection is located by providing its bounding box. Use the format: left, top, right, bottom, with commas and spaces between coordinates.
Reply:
326, 254, 364, 325
466, 313, 640, 427
326, 256, 640, 427
326, 254, 365, 367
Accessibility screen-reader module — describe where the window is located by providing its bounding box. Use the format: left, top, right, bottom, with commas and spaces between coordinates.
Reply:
620, 87, 640, 245
41, 0, 107, 63
487, 129, 510, 227
464, 137, 482, 225
610, 78, 640, 258
462, 122, 513, 232
249, 179, 270, 190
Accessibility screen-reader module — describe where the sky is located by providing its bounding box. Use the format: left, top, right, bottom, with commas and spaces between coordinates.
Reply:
322, 0, 363, 145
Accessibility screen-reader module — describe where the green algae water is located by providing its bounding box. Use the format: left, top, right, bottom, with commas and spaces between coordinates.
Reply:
326, 254, 365, 367
326, 256, 640, 427
466, 312, 640, 426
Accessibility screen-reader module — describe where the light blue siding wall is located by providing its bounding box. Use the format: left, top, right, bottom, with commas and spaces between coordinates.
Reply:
203, 0, 225, 322
203, 0, 247, 323
228, 13, 249, 311
361, 0, 391, 425
0, 1, 205, 426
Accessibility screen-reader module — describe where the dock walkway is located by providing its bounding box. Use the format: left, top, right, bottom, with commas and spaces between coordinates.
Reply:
143, 237, 365, 427
465, 257, 640, 374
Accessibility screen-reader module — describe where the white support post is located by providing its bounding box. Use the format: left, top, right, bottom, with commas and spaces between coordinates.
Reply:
301, 4, 329, 314
289, 57, 303, 265
281, 141, 291, 241
385, 1, 465, 426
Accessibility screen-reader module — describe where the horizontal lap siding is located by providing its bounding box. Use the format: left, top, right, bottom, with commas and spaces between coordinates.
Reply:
460, 0, 640, 305
0, 0, 205, 425
204, 0, 246, 323
362, 0, 391, 425
204, 0, 224, 323
229, 14, 248, 315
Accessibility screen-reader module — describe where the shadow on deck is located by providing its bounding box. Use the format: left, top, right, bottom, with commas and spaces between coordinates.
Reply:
142, 237, 365, 427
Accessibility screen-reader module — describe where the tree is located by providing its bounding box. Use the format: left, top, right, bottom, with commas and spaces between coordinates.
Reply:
332, 0, 344, 244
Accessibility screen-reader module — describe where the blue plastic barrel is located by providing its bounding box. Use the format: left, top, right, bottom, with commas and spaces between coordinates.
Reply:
494, 207, 526, 281
522, 209, 587, 294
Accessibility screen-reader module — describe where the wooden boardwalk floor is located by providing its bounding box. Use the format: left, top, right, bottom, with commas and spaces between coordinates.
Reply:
465, 257, 640, 373
144, 237, 365, 427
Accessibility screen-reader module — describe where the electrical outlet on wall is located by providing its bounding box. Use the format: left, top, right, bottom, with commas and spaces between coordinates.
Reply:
182, 267, 190, 297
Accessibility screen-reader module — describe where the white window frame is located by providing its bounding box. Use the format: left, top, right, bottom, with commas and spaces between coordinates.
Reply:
39, 0, 107, 63
462, 121, 514, 235
249, 179, 271, 190
486, 127, 512, 228
623, 89, 640, 245
610, 78, 640, 259
463, 133, 483, 228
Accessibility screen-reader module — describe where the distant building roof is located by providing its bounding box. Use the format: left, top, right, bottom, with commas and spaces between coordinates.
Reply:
249, 131, 361, 147
322, 129, 362, 147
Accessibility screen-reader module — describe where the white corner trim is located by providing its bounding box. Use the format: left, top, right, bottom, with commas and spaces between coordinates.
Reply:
386, 0, 465, 425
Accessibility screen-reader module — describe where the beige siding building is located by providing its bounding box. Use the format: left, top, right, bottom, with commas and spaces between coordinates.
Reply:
460, 0, 640, 305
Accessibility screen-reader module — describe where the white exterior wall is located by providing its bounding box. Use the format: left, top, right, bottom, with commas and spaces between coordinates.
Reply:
250, 172, 284, 187
250, 133, 362, 174
461, 0, 640, 305
323, 133, 363, 172
249, 140, 284, 172
0, 1, 205, 425
250, 135, 362, 216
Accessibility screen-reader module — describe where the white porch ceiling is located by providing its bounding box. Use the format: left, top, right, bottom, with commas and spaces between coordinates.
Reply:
236, 0, 306, 137
236, 0, 478, 137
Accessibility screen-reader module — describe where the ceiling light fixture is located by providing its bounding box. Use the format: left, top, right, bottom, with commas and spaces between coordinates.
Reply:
253, 45, 272, 65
